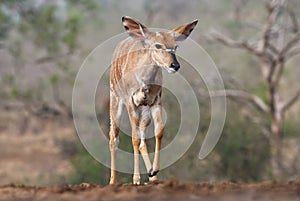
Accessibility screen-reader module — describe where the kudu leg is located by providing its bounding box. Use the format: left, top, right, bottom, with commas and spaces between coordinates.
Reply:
109, 98, 123, 185
127, 104, 141, 185
138, 112, 152, 175
149, 104, 164, 181
131, 132, 141, 184
109, 123, 119, 184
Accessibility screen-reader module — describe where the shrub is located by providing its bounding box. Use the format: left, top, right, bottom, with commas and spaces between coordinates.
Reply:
213, 104, 271, 182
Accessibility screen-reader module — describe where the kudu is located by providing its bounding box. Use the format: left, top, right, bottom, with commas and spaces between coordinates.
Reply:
109, 16, 197, 184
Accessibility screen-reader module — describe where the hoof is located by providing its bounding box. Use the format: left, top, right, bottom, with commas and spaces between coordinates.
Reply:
109, 179, 117, 185
148, 168, 159, 177
149, 176, 158, 182
133, 175, 140, 185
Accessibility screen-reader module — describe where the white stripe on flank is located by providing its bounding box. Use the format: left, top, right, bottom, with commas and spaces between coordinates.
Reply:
122, 40, 137, 75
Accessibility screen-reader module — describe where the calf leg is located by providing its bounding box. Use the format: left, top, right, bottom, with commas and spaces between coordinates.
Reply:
109, 97, 123, 184
149, 104, 164, 181
127, 103, 141, 184
109, 121, 119, 184
139, 107, 152, 175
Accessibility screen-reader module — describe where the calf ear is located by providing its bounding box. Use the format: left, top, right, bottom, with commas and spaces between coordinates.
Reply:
122, 16, 149, 39
171, 19, 198, 41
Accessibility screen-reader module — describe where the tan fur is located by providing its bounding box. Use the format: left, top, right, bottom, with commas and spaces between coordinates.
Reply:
109, 16, 197, 184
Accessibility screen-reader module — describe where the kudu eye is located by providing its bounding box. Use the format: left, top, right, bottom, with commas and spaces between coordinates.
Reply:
155, 44, 163, 49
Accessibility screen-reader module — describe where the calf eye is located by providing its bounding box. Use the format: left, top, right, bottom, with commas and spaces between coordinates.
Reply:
155, 44, 163, 49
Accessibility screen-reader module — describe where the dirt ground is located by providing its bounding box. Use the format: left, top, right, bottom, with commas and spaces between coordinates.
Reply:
0, 179, 300, 201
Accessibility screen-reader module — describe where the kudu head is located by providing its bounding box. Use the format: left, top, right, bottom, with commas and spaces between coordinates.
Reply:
122, 16, 198, 73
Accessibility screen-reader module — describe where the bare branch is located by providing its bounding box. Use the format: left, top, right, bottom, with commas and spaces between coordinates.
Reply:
266, 58, 277, 84
273, 60, 284, 87
206, 30, 262, 56
268, 43, 279, 55
35, 56, 55, 64
281, 88, 300, 112
25, 103, 65, 118
279, 32, 300, 57
35, 52, 72, 64
243, 21, 264, 30
210, 89, 270, 112
233, 0, 248, 24
286, 45, 300, 59
262, 0, 279, 53
286, 7, 299, 33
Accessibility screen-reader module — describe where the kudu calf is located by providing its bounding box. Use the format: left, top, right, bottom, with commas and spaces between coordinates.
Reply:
109, 16, 197, 184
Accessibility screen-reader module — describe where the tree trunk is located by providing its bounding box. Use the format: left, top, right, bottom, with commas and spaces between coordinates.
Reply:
270, 109, 284, 180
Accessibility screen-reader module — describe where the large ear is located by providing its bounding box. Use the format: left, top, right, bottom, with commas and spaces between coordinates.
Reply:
171, 19, 198, 41
122, 16, 149, 39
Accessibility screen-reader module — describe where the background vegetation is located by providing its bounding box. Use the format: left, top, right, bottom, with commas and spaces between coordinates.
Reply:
0, 0, 299, 186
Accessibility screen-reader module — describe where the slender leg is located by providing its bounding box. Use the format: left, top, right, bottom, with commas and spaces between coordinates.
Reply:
139, 107, 152, 174
132, 134, 141, 184
109, 97, 123, 185
127, 102, 141, 184
109, 121, 119, 184
149, 104, 164, 181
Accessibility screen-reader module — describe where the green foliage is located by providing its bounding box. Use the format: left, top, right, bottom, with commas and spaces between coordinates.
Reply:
17, 21, 29, 34
8, 39, 22, 61
0, 0, 97, 106
56, 138, 79, 158
283, 120, 299, 138
69, 146, 106, 184
0, 7, 12, 39
24, 89, 32, 98
1, 1, 90, 57
49, 74, 59, 86
213, 105, 270, 182
60, 139, 110, 185
31, 4, 61, 55
162, 88, 181, 136
67, 0, 98, 11
2, 74, 15, 85
63, 9, 81, 52
11, 84, 19, 97
224, 20, 241, 36
254, 83, 268, 104
57, 61, 71, 74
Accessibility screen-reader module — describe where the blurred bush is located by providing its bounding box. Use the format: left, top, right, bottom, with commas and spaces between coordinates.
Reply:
68, 143, 110, 185
213, 103, 271, 182
57, 137, 111, 185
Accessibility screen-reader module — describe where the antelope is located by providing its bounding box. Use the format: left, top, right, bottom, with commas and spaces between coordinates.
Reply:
109, 16, 197, 184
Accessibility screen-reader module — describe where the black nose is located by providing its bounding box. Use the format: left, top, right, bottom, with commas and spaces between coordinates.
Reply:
171, 62, 180, 71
